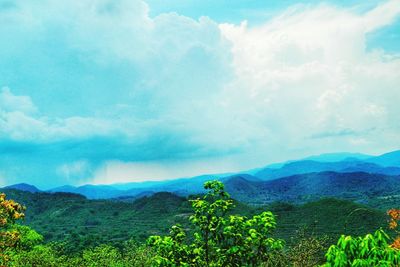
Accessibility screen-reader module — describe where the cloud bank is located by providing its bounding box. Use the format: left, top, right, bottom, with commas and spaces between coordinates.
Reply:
0, 0, 399, 187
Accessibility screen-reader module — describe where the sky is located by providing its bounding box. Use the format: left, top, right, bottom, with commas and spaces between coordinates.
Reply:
0, 0, 399, 188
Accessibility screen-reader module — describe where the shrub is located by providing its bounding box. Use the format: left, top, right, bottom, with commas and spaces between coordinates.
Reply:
322, 229, 400, 266
286, 228, 329, 267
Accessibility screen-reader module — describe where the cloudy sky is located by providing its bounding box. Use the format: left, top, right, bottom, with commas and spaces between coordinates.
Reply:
0, 0, 399, 188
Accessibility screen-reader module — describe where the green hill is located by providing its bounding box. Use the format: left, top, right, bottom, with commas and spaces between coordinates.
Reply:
1, 189, 191, 254
0, 188, 389, 255
267, 198, 387, 241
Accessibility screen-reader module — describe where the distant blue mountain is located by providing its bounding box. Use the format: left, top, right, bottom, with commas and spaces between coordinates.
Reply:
254, 159, 400, 181
254, 150, 400, 181
303, 152, 372, 162
263, 152, 372, 169
6, 149, 400, 201
48, 184, 126, 199
4, 183, 41, 193
47, 174, 225, 199
366, 150, 400, 167
225, 171, 400, 204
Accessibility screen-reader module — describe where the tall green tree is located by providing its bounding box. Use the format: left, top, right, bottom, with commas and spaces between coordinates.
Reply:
148, 180, 284, 266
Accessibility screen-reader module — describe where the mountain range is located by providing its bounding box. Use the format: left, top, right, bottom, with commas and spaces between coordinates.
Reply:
3, 150, 400, 204
225, 171, 400, 205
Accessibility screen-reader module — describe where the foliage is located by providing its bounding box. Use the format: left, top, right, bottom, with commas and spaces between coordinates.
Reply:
8, 245, 68, 267
0, 195, 156, 267
0, 184, 395, 266
121, 240, 156, 266
12, 225, 43, 250
0, 193, 25, 226
285, 228, 330, 267
268, 198, 387, 242
0, 193, 25, 264
2, 189, 192, 254
388, 208, 400, 249
322, 229, 400, 266
81, 244, 125, 267
1, 188, 387, 254
8, 239, 155, 267
148, 180, 284, 266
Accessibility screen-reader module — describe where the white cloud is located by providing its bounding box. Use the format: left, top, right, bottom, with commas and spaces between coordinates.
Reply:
218, 0, 400, 156
363, 0, 400, 32
2, 1, 400, 154
0, 88, 138, 140
1, 0, 400, 186
0, 87, 37, 113
0, 0, 234, 148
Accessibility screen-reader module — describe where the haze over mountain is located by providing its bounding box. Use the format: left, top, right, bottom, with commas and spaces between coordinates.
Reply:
5, 149, 399, 201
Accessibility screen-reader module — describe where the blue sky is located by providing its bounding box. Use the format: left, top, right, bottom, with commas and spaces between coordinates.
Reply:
0, 0, 399, 188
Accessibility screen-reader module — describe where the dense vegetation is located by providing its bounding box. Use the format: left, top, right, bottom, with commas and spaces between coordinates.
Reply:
1, 189, 253, 253
1, 187, 387, 253
0, 180, 399, 266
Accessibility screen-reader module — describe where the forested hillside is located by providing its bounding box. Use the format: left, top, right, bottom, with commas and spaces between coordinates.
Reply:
1, 181, 399, 266
1, 151, 400, 265
1, 187, 389, 255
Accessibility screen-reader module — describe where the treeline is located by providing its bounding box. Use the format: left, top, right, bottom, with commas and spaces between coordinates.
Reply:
1, 181, 400, 266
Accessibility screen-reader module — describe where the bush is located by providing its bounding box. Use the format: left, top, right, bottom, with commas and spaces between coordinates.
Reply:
286, 229, 329, 267
322, 229, 400, 266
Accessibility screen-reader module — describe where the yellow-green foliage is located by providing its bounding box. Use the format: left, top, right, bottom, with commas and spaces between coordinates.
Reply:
322, 229, 400, 267
9, 242, 155, 267
0, 193, 25, 265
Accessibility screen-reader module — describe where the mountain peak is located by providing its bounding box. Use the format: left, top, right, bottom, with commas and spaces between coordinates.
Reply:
4, 183, 41, 193
367, 150, 400, 167
303, 152, 372, 162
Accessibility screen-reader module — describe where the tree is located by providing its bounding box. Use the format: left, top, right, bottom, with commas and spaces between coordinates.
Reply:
8, 245, 66, 267
0, 193, 25, 264
148, 180, 284, 266
81, 244, 124, 267
388, 208, 400, 249
122, 240, 156, 267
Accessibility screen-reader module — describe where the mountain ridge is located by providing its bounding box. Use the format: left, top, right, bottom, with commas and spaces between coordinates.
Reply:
4, 183, 41, 193
3, 149, 399, 200
225, 171, 400, 205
